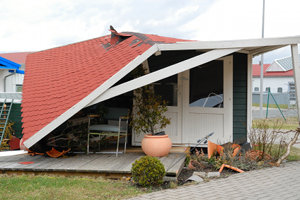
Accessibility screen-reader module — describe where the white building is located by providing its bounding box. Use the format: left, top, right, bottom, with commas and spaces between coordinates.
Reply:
252, 64, 294, 94
252, 55, 298, 105
0, 52, 30, 139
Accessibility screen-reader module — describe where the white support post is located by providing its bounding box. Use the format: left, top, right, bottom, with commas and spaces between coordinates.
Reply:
291, 44, 300, 125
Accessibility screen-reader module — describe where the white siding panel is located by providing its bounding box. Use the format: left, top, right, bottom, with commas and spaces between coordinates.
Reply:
132, 109, 179, 145
183, 113, 224, 144
5, 73, 24, 92
163, 111, 178, 142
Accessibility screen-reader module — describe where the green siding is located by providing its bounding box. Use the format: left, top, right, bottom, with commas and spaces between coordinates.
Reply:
233, 53, 248, 144
9, 103, 23, 138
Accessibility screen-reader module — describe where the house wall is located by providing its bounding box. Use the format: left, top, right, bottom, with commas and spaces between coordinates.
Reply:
0, 69, 24, 92
252, 76, 294, 93
233, 53, 248, 144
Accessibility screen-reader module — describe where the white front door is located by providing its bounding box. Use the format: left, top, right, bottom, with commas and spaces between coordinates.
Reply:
180, 56, 233, 144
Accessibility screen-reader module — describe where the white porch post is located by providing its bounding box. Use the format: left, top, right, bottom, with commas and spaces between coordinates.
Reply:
291, 44, 300, 125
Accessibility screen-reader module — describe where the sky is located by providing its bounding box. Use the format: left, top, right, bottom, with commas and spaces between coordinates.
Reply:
1, 0, 300, 63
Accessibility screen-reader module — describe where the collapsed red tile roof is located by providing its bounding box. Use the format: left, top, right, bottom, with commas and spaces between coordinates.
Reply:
22, 31, 187, 146
252, 64, 294, 77
0, 52, 31, 64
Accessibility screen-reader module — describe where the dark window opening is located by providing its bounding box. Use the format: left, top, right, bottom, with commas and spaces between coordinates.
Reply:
154, 75, 178, 106
189, 60, 224, 108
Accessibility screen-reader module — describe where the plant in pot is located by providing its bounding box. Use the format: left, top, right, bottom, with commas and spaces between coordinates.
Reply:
131, 84, 172, 157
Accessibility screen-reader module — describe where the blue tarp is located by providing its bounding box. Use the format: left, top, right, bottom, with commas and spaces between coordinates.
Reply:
0, 56, 24, 74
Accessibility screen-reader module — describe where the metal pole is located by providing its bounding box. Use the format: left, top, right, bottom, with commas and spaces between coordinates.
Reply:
259, 0, 265, 118
266, 89, 269, 119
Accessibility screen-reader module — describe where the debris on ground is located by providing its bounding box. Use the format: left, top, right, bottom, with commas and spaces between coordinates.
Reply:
186, 175, 204, 183
219, 164, 244, 173
28, 150, 44, 156
46, 148, 71, 158
19, 161, 34, 165
207, 172, 220, 178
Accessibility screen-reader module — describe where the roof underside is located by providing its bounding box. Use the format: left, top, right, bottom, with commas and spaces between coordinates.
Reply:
22, 31, 300, 148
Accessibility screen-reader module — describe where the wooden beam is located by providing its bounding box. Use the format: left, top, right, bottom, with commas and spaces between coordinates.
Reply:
88, 48, 240, 106
291, 44, 300, 124
250, 45, 285, 56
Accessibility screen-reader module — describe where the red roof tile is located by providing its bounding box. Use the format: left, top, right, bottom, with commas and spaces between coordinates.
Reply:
252, 64, 294, 77
0, 52, 31, 64
22, 31, 186, 145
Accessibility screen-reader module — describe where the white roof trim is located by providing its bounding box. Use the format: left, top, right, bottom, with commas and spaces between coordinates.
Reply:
24, 44, 160, 148
158, 36, 300, 51
88, 48, 241, 106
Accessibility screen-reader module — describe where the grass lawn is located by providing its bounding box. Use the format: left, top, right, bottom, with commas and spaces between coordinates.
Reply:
252, 103, 289, 109
0, 175, 145, 200
252, 117, 299, 130
287, 146, 300, 161
267, 144, 300, 162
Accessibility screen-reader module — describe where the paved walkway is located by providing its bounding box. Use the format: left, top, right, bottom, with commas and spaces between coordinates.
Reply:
129, 161, 300, 200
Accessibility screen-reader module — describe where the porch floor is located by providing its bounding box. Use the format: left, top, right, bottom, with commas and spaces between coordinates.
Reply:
0, 150, 186, 178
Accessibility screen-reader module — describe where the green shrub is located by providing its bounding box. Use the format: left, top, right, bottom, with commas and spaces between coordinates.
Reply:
131, 156, 166, 187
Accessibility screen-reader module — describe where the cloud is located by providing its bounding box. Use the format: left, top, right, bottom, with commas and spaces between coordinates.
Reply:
264, 0, 300, 37
0, 0, 299, 56
181, 0, 300, 41
0, 0, 216, 52
181, 0, 263, 40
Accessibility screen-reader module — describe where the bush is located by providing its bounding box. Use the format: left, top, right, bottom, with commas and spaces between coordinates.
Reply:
131, 156, 166, 187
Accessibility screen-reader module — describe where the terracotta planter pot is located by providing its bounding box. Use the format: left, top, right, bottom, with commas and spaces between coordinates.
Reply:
141, 134, 172, 157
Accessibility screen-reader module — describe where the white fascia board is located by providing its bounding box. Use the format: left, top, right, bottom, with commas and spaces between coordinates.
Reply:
89, 48, 241, 105
24, 45, 160, 148
158, 36, 300, 51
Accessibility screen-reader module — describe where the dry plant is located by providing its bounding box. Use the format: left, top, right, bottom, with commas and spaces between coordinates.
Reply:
249, 119, 300, 165
249, 119, 284, 160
